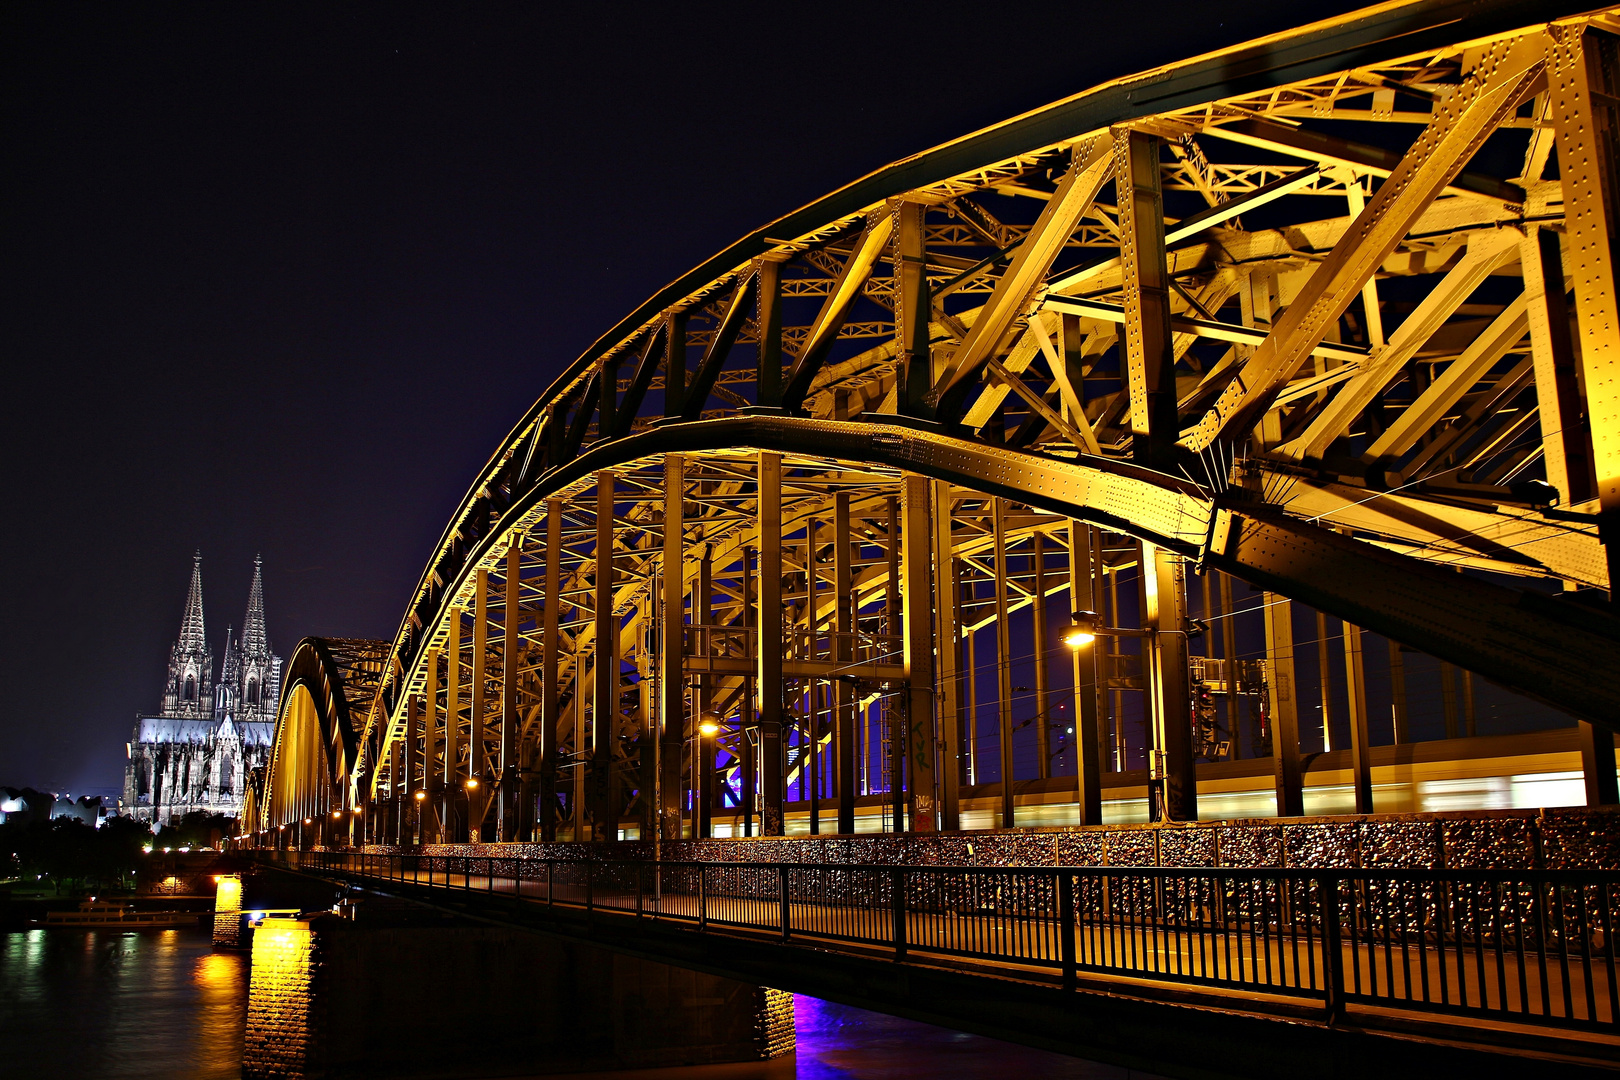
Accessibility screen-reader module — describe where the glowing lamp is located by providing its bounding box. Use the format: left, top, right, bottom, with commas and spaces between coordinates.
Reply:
465, 778, 479, 790
414, 791, 426, 801
332, 810, 342, 819
698, 720, 720, 737
1061, 629, 1096, 648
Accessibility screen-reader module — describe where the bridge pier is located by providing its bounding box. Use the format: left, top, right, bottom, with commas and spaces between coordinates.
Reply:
242, 899, 793, 1080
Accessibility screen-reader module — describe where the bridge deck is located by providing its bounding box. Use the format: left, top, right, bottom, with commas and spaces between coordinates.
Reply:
268, 850, 1620, 1071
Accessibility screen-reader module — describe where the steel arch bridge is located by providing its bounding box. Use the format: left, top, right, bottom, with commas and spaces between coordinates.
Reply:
255, 0, 1620, 848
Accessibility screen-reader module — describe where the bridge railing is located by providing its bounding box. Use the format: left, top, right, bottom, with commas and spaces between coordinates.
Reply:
266, 850, 1620, 1035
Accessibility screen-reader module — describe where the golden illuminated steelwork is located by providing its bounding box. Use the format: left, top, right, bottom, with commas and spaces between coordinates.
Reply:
248, 2, 1620, 841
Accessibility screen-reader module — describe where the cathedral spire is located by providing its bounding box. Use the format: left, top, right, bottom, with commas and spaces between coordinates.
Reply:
240, 554, 269, 658
163, 550, 214, 718
178, 551, 208, 655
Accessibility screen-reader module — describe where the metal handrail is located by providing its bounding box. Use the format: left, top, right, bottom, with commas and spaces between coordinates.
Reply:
261, 849, 1620, 1035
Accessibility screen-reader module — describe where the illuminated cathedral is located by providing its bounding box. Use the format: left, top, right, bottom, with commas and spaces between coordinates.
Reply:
122, 553, 282, 826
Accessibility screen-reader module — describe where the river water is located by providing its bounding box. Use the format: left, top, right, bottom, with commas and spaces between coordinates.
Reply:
0, 925, 1164, 1079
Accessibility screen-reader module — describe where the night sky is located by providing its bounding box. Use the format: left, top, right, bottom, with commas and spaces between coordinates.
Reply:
1, 1, 1370, 796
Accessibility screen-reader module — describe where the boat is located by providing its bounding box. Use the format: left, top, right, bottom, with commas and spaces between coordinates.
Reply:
28, 899, 202, 929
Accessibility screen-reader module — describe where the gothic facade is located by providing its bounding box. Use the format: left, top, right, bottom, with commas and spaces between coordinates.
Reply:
123, 554, 283, 826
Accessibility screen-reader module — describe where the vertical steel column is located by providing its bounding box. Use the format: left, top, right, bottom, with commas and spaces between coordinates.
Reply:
965, 618, 978, 786
742, 548, 756, 837
598, 355, 618, 445
1032, 531, 1050, 780
1550, 26, 1620, 587
470, 569, 490, 837
660, 456, 686, 841
638, 639, 656, 840
500, 533, 522, 841
1115, 128, 1177, 469
423, 647, 441, 844
884, 497, 902, 826
540, 500, 562, 841
1463, 671, 1477, 737
1579, 721, 1620, 806
758, 451, 785, 835
901, 474, 936, 831
385, 722, 399, 845
930, 480, 962, 830
835, 492, 856, 835
1108, 561, 1124, 769
893, 200, 932, 416
1069, 522, 1103, 825
697, 549, 713, 839
1342, 623, 1373, 814
1523, 226, 1594, 503
404, 695, 419, 844
1144, 544, 1195, 822
1219, 573, 1240, 751
664, 313, 687, 419
1440, 663, 1460, 739
755, 259, 782, 409
992, 498, 1015, 829
1388, 640, 1409, 744
444, 608, 463, 841
1315, 611, 1336, 752
804, 521, 819, 835
1262, 595, 1303, 817
594, 471, 617, 841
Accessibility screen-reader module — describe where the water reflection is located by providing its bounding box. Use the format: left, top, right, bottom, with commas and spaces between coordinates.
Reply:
3, 926, 1160, 1079
537, 995, 1166, 1080
0, 926, 244, 1080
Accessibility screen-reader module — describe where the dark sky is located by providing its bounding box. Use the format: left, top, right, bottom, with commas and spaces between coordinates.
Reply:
1, 1, 1370, 795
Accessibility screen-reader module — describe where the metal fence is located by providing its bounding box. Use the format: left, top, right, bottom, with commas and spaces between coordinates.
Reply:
264, 850, 1620, 1033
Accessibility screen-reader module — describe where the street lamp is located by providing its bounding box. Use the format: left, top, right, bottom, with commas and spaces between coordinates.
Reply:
1064, 610, 1152, 647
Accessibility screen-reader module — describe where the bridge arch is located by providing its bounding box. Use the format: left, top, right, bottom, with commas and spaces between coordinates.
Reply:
259, 1, 1620, 846
255, 637, 389, 841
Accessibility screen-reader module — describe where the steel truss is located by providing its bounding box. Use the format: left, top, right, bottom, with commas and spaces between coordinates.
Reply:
255, 2, 1620, 844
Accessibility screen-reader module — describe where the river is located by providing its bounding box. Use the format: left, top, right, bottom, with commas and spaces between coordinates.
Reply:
1, 925, 1164, 1079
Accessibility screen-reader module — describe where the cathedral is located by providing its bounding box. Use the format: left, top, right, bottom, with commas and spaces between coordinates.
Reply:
122, 553, 283, 826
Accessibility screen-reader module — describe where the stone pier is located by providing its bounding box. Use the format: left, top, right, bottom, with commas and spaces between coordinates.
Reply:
212, 873, 243, 947
242, 901, 793, 1079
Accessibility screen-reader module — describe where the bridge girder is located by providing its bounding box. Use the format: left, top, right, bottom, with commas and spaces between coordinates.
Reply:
257, 2, 1620, 837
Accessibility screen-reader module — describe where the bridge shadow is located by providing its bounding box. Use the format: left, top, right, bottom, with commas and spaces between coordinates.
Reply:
519, 994, 1165, 1080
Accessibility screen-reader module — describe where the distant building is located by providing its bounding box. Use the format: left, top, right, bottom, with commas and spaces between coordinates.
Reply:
122, 554, 282, 825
